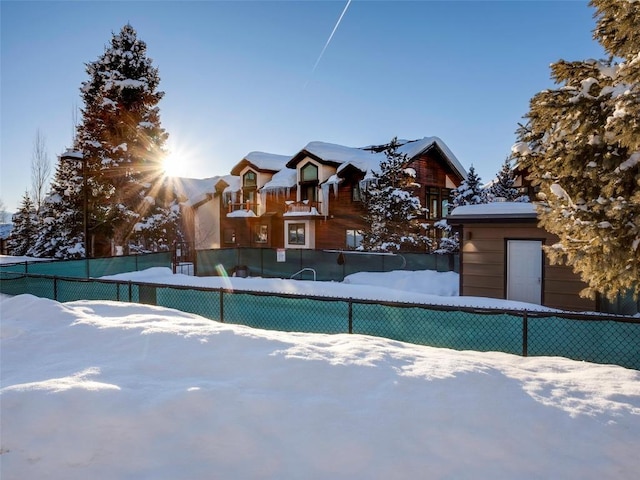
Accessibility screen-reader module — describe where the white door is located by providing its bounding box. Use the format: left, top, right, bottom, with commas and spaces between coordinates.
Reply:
507, 240, 542, 305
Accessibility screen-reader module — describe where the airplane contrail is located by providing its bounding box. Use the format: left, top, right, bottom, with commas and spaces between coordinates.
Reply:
306, 0, 352, 86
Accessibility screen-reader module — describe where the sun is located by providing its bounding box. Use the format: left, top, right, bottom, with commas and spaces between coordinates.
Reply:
161, 138, 197, 178
162, 150, 182, 177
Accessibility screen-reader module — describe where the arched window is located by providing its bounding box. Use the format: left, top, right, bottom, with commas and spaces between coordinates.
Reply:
243, 171, 257, 188
301, 163, 318, 182
242, 170, 258, 210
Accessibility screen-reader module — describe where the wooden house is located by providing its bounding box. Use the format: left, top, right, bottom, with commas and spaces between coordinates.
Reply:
187, 136, 467, 252
222, 152, 295, 248
281, 137, 467, 250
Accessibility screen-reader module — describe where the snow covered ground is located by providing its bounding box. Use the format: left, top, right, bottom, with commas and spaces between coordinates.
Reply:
2, 266, 640, 479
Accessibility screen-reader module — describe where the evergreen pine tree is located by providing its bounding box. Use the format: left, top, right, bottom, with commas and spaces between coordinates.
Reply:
7, 192, 37, 256
488, 157, 526, 202
433, 219, 459, 254
76, 24, 179, 254
361, 137, 430, 252
450, 165, 487, 209
511, 0, 639, 300
28, 152, 86, 258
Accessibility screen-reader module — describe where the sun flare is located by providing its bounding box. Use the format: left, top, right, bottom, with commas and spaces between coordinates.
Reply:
162, 138, 197, 178
162, 151, 183, 177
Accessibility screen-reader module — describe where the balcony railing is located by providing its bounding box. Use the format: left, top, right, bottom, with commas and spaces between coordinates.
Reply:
228, 202, 258, 215
285, 201, 322, 216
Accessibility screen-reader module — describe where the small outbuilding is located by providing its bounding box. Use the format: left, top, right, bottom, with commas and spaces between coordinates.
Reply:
447, 202, 597, 312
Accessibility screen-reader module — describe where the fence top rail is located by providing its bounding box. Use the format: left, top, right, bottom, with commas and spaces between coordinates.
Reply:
3, 270, 639, 324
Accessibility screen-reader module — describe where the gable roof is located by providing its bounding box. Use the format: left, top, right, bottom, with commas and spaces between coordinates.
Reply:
398, 137, 467, 181
230, 151, 292, 176
176, 175, 238, 208
286, 141, 376, 169
286, 137, 467, 181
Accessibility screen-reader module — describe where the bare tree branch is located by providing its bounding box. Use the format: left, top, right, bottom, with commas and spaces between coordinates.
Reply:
31, 129, 52, 214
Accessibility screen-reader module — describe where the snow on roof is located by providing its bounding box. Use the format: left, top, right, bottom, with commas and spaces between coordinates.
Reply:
448, 201, 537, 221
243, 151, 292, 171
172, 177, 220, 203
294, 137, 467, 181
398, 137, 467, 180
222, 176, 241, 194
262, 168, 297, 191
302, 141, 379, 165
60, 149, 83, 159
175, 175, 238, 207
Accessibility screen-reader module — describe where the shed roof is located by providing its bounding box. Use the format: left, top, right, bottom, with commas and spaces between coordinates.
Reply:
447, 201, 538, 224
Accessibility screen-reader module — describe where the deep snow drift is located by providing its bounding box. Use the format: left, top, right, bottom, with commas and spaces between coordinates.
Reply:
2, 282, 639, 478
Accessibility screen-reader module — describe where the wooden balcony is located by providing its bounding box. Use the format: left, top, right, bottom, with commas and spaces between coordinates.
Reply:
284, 201, 322, 216
228, 202, 258, 215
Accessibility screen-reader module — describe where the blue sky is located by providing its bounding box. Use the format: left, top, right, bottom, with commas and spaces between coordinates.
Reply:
1, 0, 605, 212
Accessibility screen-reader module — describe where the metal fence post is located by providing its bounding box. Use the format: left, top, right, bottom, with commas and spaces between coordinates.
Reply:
54, 277, 58, 302
128, 281, 132, 302
522, 311, 529, 357
348, 299, 353, 334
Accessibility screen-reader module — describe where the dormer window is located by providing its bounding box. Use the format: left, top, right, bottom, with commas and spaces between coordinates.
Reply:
243, 171, 257, 188
300, 162, 319, 202
242, 170, 257, 208
301, 163, 318, 182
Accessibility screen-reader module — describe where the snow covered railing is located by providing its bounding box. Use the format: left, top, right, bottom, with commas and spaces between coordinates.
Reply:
227, 202, 258, 214
284, 201, 322, 215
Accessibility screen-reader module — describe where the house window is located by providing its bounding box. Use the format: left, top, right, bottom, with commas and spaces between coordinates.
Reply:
301, 163, 318, 182
243, 171, 257, 187
300, 163, 319, 203
427, 187, 440, 219
223, 228, 236, 244
302, 184, 317, 202
426, 188, 452, 219
288, 223, 305, 245
254, 225, 268, 243
243, 170, 257, 208
352, 183, 362, 202
441, 195, 450, 218
346, 229, 363, 250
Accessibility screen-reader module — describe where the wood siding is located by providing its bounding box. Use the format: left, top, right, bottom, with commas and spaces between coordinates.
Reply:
460, 223, 596, 311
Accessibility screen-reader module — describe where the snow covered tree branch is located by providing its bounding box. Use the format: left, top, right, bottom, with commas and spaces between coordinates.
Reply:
511, 0, 640, 300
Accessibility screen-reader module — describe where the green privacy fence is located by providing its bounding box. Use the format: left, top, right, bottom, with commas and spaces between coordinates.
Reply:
196, 248, 458, 281
0, 251, 172, 279
1, 271, 638, 370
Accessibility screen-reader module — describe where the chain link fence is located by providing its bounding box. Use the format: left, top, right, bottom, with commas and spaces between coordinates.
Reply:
0, 251, 172, 278
196, 248, 458, 281
1, 271, 638, 370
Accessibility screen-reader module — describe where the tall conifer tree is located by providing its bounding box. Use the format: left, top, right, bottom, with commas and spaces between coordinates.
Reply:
450, 165, 487, 209
511, 0, 639, 299
7, 192, 37, 256
361, 138, 429, 252
488, 157, 525, 202
76, 24, 179, 254
28, 152, 86, 258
